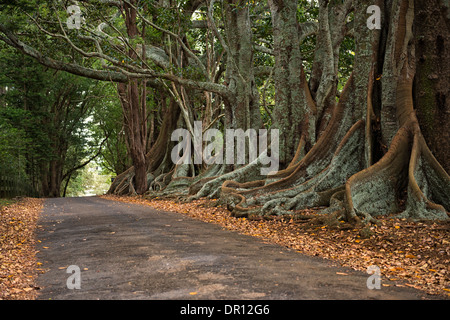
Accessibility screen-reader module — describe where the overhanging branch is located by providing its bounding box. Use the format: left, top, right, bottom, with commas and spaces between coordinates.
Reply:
0, 24, 229, 96
0, 24, 128, 82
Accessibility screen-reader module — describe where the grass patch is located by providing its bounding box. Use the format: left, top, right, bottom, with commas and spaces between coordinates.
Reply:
0, 198, 18, 208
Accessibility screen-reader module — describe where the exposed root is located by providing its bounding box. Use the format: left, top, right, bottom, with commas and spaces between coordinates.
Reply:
222, 119, 365, 218
147, 162, 194, 197
149, 169, 174, 191
191, 154, 270, 200
186, 164, 227, 196
219, 76, 365, 218
400, 129, 450, 219
220, 83, 448, 224
345, 120, 449, 223
107, 167, 137, 195
344, 124, 410, 222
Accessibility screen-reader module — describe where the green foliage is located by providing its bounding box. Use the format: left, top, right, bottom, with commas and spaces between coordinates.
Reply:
297, 0, 320, 22
0, 45, 107, 196
90, 82, 131, 176
0, 115, 27, 173
0, 0, 361, 196
65, 162, 112, 197
338, 35, 355, 91
0, 198, 17, 208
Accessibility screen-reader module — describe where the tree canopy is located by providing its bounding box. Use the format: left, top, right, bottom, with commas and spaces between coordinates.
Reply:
0, 44, 112, 197
0, 0, 448, 222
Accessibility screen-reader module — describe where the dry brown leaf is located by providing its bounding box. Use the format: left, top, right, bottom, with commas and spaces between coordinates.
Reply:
101, 195, 450, 298
0, 198, 43, 300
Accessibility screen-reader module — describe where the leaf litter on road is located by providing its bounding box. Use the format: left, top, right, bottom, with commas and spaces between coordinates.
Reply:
3, 195, 448, 299
102, 195, 450, 298
0, 198, 43, 300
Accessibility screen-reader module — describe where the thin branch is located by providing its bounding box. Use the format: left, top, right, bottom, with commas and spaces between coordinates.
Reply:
62, 134, 110, 182
26, 12, 125, 68
254, 44, 273, 55
0, 24, 128, 82
202, 113, 224, 133
122, 0, 208, 79
298, 21, 319, 42
207, 0, 229, 54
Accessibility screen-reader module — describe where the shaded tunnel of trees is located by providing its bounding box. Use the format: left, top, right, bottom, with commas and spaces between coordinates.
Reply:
0, 0, 448, 223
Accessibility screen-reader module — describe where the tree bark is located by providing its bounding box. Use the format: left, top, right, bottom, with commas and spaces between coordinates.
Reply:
220, 0, 450, 222
413, 0, 450, 174
223, 0, 262, 134
117, 0, 148, 194
344, 0, 449, 222
107, 96, 181, 195
309, 0, 351, 137
268, 0, 316, 166
117, 80, 148, 194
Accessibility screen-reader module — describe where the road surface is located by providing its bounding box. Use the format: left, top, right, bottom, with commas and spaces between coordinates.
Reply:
36, 196, 430, 300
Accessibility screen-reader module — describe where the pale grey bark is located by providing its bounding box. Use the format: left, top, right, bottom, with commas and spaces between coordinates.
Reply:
268, 0, 315, 165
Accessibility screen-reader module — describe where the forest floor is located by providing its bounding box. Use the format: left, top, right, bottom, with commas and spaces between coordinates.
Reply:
0, 195, 449, 299
0, 197, 43, 299
102, 195, 450, 298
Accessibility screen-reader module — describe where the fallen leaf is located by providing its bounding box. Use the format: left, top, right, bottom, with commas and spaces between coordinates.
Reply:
100, 195, 450, 298
0, 198, 44, 299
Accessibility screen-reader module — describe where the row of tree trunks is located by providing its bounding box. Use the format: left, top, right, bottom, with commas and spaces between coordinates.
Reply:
217, 0, 449, 222
99, 0, 449, 222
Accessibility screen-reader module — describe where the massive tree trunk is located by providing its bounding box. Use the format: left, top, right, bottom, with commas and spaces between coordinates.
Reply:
116, 0, 149, 194
117, 80, 148, 194
223, 0, 262, 134
268, 0, 316, 165
413, 0, 450, 174
107, 95, 180, 195
219, 0, 449, 222
345, 0, 449, 222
